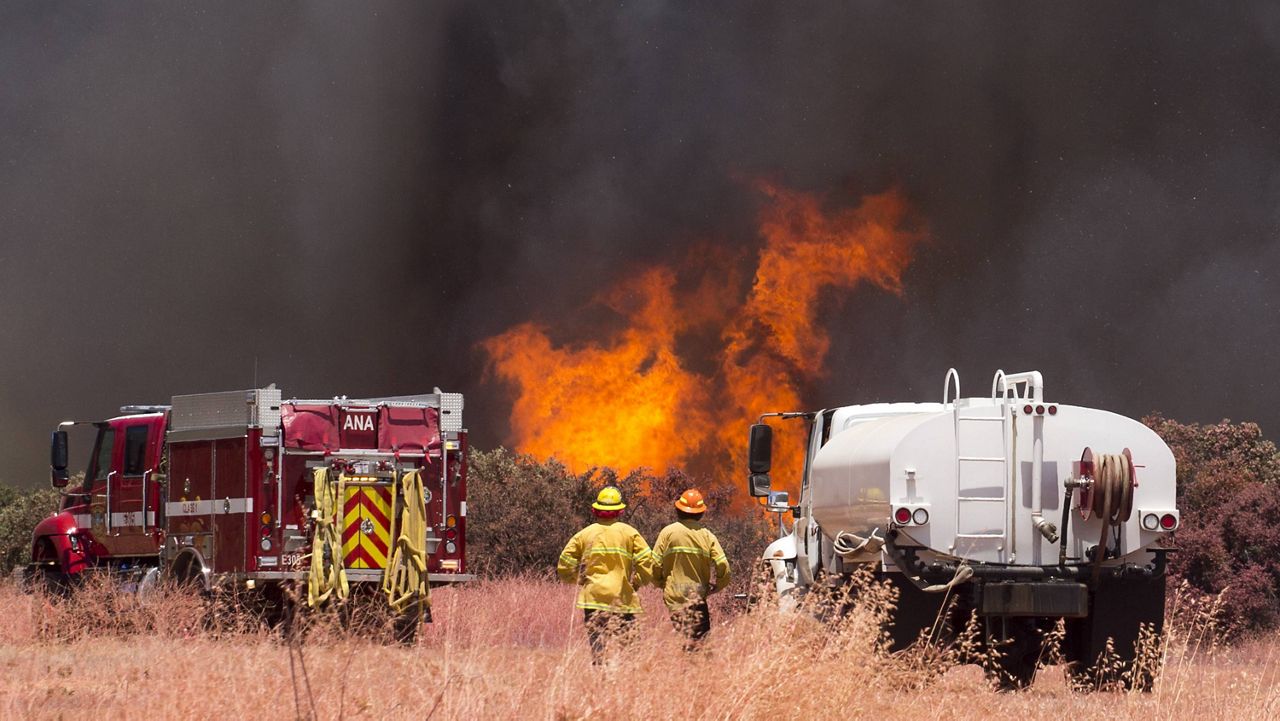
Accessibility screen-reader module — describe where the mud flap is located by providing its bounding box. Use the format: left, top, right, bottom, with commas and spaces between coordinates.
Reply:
877, 570, 952, 651
1063, 574, 1166, 688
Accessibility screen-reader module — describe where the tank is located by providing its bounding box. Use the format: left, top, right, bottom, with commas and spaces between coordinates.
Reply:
808, 396, 1177, 567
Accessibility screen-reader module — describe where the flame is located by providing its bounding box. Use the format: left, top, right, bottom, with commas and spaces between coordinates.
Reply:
481, 182, 924, 496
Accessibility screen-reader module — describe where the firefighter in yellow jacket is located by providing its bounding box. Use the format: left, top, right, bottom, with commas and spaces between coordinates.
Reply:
652, 488, 730, 649
557, 486, 655, 661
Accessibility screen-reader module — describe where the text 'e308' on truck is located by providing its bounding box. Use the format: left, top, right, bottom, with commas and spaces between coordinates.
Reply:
29, 386, 471, 625
747, 369, 1178, 689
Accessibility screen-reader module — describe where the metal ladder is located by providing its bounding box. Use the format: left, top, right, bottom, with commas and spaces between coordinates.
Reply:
953, 404, 1010, 555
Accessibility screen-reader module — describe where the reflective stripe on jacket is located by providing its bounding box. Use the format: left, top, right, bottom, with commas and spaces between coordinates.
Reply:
652, 520, 730, 610
557, 520, 655, 613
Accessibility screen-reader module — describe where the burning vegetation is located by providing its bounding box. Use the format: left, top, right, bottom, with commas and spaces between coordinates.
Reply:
481, 182, 925, 492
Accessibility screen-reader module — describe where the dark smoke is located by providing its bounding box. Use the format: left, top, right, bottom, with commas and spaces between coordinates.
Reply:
2, 2, 1278, 485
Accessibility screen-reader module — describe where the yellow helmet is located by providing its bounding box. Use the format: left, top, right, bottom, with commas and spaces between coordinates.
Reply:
592, 486, 626, 511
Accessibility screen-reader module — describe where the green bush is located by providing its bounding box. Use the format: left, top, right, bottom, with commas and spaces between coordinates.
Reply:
0, 483, 61, 574
465, 448, 771, 591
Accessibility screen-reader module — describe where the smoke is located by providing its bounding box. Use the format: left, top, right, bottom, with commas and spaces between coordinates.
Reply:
1, 2, 1278, 485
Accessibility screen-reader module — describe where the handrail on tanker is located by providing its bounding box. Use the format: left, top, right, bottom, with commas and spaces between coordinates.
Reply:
943, 368, 960, 409
991, 369, 1044, 403
991, 369, 1008, 399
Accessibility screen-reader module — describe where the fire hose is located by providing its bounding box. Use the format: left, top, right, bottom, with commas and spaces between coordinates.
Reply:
307, 468, 350, 607
382, 469, 431, 617
1087, 452, 1134, 584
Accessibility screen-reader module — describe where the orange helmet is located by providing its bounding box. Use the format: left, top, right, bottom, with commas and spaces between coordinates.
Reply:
675, 488, 707, 514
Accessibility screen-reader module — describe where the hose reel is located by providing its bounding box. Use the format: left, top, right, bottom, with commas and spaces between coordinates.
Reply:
1076, 447, 1136, 524
1070, 447, 1137, 583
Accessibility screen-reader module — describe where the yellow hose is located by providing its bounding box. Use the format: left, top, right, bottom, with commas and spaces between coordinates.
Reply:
307, 468, 349, 607
382, 469, 431, 617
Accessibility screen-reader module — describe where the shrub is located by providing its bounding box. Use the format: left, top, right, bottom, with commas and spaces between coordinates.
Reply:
465, 448, 771, 591
1145, 414, 1280, 634
0, 482, 61, 575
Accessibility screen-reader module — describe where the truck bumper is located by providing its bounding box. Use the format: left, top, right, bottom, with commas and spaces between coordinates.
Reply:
978, 581, 1089, 618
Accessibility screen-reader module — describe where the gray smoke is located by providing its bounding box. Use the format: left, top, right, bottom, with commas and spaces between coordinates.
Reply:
2, 2, 1278, 485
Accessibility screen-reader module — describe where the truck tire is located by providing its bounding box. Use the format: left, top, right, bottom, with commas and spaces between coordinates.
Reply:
392, 600, 430, 646
876, 570, 952, 651
982, 616, 1044, 691
1063, 574, 1165, 691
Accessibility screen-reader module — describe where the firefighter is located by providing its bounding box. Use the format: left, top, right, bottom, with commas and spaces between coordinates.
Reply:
651, 488, 730, 650
557, 486, 656, 662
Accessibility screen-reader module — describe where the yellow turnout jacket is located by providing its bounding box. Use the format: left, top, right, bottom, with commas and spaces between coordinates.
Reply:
652, 520, 730, 610
557, 519, 655, 613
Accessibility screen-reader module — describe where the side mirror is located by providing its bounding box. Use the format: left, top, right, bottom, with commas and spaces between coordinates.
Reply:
748, 423, 772, 473
51, 430, 69, 488
766, 490, 790, 513
749, 472, 771, 498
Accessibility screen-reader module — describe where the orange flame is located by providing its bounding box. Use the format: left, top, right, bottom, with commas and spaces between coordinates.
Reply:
481, 182, 924, 496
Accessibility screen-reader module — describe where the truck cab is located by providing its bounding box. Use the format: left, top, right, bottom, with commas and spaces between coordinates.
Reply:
32, 409, 169, 584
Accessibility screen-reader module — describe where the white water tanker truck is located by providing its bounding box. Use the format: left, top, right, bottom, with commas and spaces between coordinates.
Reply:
747, 369, 1178, 688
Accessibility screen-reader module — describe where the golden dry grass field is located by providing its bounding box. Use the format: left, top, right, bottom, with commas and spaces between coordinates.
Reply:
0, 577, 1276, 720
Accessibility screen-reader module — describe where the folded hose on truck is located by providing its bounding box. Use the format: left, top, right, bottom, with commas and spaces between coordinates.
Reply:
1088, 452, 1134, 584
382, 469, 431, 618
307, 467, 350, 608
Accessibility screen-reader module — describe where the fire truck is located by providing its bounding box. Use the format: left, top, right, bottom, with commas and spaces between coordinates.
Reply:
29, 386, 470, 627
747, 369, 1177, 689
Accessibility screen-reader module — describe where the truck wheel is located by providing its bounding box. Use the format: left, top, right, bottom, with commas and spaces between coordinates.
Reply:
392, 600, 431, 646
875, 570, 952, 651
982, 617, 1043, 691
1063, 574, 1165, 691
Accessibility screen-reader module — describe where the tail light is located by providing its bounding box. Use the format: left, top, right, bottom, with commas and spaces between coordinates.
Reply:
1140, 509, 1179, 532
893, 505, 930, 527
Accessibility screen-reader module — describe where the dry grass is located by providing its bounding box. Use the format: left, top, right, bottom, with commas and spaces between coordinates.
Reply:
0, 575, 1277, 720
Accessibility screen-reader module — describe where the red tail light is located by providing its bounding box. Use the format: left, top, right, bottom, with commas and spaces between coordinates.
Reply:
894, 507, 911, 524
1160, 513, 1178, 530
1023, 405, 1033, 415
1048, 405, 1058, 415
1035, 405, 1045, 415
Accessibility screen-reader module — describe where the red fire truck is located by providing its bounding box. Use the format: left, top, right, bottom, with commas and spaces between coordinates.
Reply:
29, 386, 470, 620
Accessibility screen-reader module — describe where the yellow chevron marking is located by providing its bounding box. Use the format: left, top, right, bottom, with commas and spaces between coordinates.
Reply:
342, 486, 394, 569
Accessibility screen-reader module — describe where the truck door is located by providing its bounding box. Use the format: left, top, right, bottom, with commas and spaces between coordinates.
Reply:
83, 427, 118, 554
107, 420, 159, 555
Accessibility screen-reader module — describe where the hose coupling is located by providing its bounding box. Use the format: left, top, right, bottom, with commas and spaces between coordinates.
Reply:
1034, 516, 1060, 543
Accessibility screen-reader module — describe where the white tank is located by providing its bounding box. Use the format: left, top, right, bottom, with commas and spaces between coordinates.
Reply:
807, 381, 1177, 567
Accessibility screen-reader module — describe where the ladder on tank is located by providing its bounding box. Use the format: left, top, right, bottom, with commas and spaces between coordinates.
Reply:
953, 404, 1010, 558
